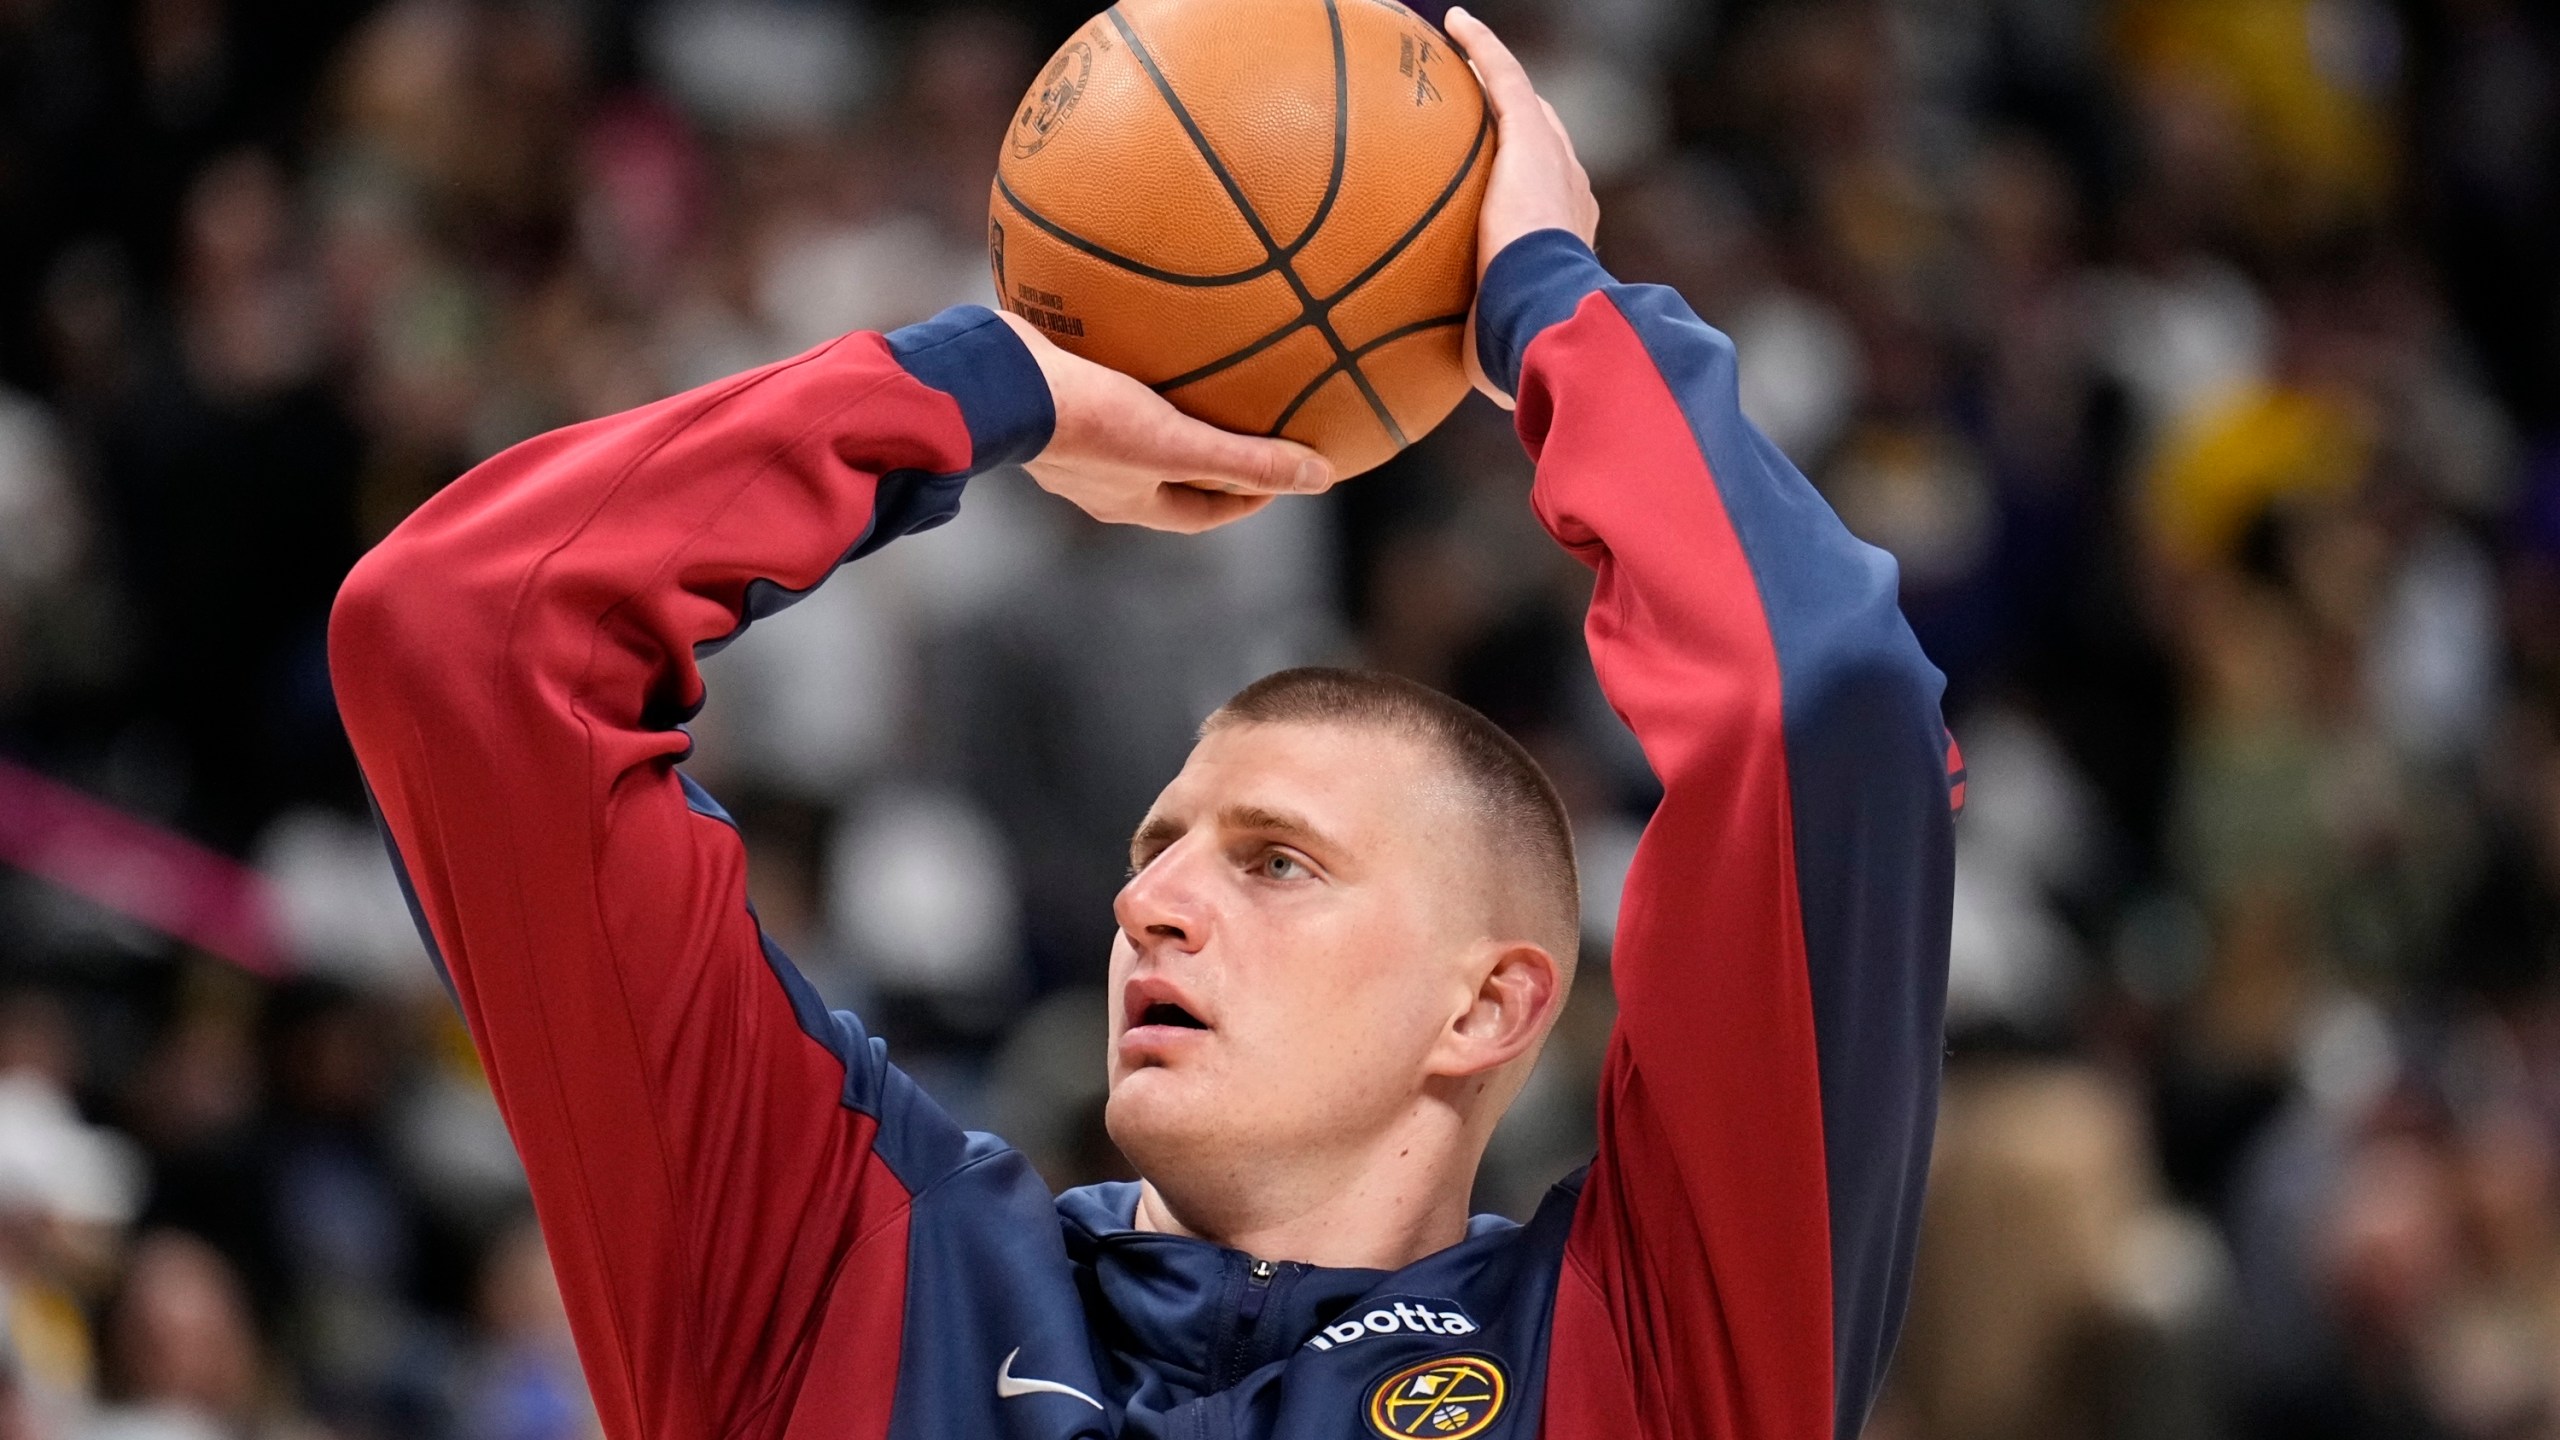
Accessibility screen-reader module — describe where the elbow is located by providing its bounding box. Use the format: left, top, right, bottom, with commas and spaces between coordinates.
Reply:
1787, 634, 1948, 798
330, 540, 412, 655
329, 542, 423, 713
1806, 639, 1943, 732
328, 528, 488, 723
1793, 551, 1947, 749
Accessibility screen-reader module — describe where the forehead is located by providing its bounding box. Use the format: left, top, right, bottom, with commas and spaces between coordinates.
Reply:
1147, 720, 1462, 841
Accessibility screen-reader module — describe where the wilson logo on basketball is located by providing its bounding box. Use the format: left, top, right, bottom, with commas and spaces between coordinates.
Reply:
1366, 1355, 1507, 1439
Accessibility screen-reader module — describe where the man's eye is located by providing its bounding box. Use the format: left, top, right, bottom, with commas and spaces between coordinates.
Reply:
1257, 850, 1307, 881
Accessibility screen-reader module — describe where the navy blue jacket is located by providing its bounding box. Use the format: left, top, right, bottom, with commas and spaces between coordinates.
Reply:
331, 227, 1956, 1440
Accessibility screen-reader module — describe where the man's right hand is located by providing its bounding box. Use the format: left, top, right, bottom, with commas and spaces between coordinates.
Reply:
997, 311, 1334, 534
1444, 7, 1600, 410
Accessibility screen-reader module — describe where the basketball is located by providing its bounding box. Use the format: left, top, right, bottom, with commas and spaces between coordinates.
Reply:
990, 0, 1491, 478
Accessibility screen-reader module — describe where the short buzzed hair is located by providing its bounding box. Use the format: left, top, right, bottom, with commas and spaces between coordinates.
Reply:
1206, 668, 1580, 966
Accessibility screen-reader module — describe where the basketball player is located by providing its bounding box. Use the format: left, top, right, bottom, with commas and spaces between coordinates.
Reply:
331, 11, 1955, 1439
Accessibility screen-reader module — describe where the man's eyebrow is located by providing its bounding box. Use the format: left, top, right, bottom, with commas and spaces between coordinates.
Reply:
1219, 804, 1333, 850
1128, 805, 1341, 865
1130, 815, 1183, 864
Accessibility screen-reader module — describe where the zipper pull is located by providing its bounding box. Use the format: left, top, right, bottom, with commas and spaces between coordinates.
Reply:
1239, 1257, 1277, 1327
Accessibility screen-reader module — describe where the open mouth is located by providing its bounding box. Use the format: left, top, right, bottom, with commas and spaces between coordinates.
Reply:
1121, 978, 1212, 1047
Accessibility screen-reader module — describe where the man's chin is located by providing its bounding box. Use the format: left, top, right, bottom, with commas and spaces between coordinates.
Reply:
1103, 1071, 1222, 1175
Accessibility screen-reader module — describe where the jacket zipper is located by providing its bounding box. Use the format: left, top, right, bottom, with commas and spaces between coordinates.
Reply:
1239, 1258, 1277, 1327
1212, 1256, 1281, 1395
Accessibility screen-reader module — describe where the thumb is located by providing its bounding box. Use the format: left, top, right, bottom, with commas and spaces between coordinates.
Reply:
1444, 9, 1535, 123
1152, 410, 1334, 494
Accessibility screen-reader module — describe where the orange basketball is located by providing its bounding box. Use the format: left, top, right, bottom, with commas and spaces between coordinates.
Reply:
990, 0, 1490, 478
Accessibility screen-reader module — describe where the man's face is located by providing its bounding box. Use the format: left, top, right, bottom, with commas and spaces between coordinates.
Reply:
1105, 720, 1485, 1184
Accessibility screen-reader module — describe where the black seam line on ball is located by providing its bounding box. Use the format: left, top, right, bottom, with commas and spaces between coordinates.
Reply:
1319, 106, 1490, 318
1148, 103, 1490, 398
1264, 311, 1467, 436
993, 174, 1281, 287
1279, 0, 1354, 256
1107, 4, 1406, 448
989, 3, 1348, 301
1153, 315, 1316, 393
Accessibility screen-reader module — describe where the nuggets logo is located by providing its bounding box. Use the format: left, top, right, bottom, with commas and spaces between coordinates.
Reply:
1009, 39, 1091, 158
1366, 1355, 1508, 1439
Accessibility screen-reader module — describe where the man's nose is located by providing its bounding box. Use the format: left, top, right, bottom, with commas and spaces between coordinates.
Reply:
1113, 842, 1212, 954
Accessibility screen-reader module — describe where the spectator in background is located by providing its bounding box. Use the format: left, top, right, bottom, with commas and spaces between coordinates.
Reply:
90, 150, 364, 852
0, 1031, 138, 1440
82, 1232, 312, 1440
455, 1221, 591, 1440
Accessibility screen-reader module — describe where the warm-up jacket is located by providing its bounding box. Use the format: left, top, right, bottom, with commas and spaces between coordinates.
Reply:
330, 229, 1958, 1440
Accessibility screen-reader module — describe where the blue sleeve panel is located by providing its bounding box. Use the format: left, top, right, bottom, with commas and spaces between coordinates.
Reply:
1480, 229, 1957, 1436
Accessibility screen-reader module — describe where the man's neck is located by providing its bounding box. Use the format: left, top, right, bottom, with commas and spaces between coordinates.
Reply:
1127, 1110, 1484, 1271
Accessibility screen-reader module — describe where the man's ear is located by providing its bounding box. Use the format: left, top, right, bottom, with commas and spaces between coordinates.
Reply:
1429, 941, 1562, 1080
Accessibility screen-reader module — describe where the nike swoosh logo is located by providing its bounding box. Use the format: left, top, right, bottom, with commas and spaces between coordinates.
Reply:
996, 1348, 1104, 1410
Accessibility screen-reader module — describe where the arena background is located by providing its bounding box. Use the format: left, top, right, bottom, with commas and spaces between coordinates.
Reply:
1, 0, 2557, 1436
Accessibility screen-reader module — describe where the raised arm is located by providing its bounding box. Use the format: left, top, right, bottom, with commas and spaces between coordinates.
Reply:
331, 307, 1321, 1440
1445, 15, 1956, 1440
1501, 231, 1955, 1440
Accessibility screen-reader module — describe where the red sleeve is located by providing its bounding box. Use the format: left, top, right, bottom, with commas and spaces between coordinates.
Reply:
329, 309, 1052, 1440
1478, 234, 1957, 1440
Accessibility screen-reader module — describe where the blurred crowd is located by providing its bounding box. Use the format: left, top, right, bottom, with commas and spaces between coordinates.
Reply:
0, 0, 2556, 1436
